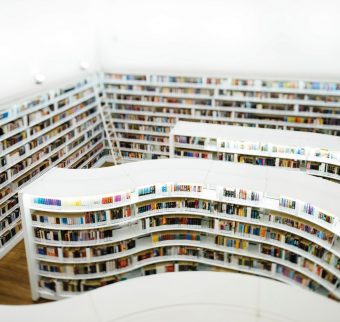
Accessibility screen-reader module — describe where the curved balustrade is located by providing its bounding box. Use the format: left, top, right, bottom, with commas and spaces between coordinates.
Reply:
2, 272, 340, 322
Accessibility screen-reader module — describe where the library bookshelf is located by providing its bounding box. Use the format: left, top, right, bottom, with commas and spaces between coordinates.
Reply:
102, 72, 340, 163
0, 75, 108, 259
19, 159, 340, 301
170, 121, 340, 182
1, 272, 340, 322
3, 70, 340, 260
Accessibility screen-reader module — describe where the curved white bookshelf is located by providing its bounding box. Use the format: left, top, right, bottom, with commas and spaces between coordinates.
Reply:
170, 121, 340, 182
1, 272, 340, 322
19, 159, 340, 301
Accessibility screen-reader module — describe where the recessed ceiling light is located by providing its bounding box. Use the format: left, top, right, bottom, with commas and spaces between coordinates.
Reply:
35, 73, 45, 84
80, 61, 90, 70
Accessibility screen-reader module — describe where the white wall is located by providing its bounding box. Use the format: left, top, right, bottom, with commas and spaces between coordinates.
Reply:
1, 0, 340, 104
0, 0, 99, 105
97, 0, 340, 81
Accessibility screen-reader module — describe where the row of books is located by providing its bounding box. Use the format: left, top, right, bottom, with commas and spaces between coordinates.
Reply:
113, 111, 177, 124
32, 199, 268, 227
0, 186, 12, 201
138, 185, 156, 197
215, 236, 249, 250
131, 196, 336, 235
34, 228, 116, 242
0, 209, 20, 231
223, 188, 261, 202
261, 245, 283, 258
0, 196, 17, 217
318, 212, 334, 224
118, 101, 338, 126
232, 241, 338, 283
222, 141, 300, 155
2, 131, 27, 151
9, 146, 49, 177
39, 256, 131, 275
269, 213, 333, 243
35, 232, 340, 284
0, 118, 24, 137
33, 198, 62, 207
56, 132, 103, 169
0, 172, 7, 184
37, 239, 137, 259
35, 251, 336, 298
303, 203, 335, 224
27, 122, 71, 155
181, 151, 211, 159
115, 103, 193, 116
236, 256, 272, 271
107, 73, 340, 93
173, 184, 203, 193
326, 164, 340, 176
32, 184, 206, 209
31, 203, 336, 265
28, 104, 54, 124
152, 232, 201, 242
39, 274, 124, 293
2, 97, 95, 155
137, 247, 171, 261
181, 138, 340, 161
33, 192, 132, 208
147, 216, 214, 229
113, 94, 338, 121
0, 222, 22, 246
137, 199, 212, 214
34, 218, 339, 266
39, 246, 271, 276
117, 133, 169, 144
108, 84, 214, 96
120, 142, 167, 153
215, 221, 332, 266
113, 89, 340, 109
2, 77, 92, 119
33, 212, 108, 225
276, 265, 317, 290
116, 94, 212, 106
279, 198, 296, 210
218, 89, 340, 104
216, 203, 248, 217
279, 159, 300, 168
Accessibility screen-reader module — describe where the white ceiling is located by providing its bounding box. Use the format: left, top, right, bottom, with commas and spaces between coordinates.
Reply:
1, 0, 340, 103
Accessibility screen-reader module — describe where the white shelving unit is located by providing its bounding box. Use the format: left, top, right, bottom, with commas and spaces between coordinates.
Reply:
170, 121, 340, 182
102, 72, 340, 163
0, 75, 107, 258
3, 70, 340, 261
19, 159, 340, 301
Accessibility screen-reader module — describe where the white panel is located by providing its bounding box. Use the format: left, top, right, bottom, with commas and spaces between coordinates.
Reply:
0, 0, 99, 104
1, 0, 340, 102
97, 0, 340, 81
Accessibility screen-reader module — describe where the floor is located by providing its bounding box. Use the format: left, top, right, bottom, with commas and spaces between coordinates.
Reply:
0, 241, 49, 305
102, 162, 115, 167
